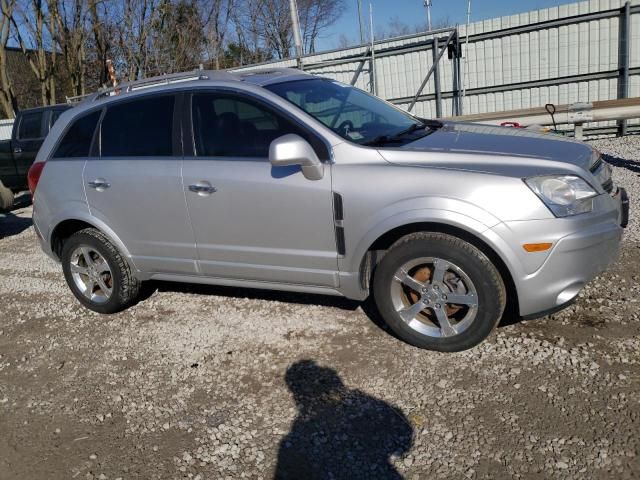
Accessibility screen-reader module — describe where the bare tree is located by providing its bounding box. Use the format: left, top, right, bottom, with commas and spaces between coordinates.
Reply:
253, 0, 293, 59
229, 0, 271, 65
198, 0, 233, 69
297, 0, 344, 54
1, 0, 348, 109
230, 0, 344, 61
87, 0, 110, 86
10, 0, 57, 105
112, 0, 162, 80
0, 0, 18, 116
148, 0, 204, 74
50, 0, 89, 97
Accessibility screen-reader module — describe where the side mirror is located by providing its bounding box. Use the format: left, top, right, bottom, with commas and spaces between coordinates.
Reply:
269, 134, 324, 181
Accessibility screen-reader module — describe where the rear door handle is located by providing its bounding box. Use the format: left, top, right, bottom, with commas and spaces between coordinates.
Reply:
13, 147, 22, 154
188, 182, 217, 196
87, 179, 110, 191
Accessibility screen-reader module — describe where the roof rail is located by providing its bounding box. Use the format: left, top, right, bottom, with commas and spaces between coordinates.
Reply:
89, 70, 210, 102
66, 93, 93, 104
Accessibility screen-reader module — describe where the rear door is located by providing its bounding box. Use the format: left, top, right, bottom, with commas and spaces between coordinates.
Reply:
182, 90, 338, 287
84, 94, 197, 275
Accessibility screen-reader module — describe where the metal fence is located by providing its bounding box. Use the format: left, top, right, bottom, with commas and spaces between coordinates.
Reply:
233, 0, 640, 135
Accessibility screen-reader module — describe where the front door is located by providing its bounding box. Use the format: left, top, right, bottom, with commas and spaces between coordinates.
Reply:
84, 94, 197, 275
182, 91, 338, 287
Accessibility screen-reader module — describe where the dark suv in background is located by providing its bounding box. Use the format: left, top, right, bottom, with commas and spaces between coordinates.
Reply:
0, 104, 70, 210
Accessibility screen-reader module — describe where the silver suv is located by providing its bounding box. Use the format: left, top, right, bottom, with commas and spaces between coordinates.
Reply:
30, 69, 628, 351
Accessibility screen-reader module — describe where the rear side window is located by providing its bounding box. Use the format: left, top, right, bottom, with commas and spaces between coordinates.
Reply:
101, 96, 174, 157
53, 110, 101, 158
18, 112, 43, 139
192, 93, 326, 159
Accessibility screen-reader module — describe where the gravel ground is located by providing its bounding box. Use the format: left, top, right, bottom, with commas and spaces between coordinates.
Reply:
1, 137, 639, 479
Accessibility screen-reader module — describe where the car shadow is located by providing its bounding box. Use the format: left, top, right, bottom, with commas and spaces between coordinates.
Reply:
274, 359, 413, 479
142, 280, 522, 340
603, 153, 640, 174
145, 280, 363, 312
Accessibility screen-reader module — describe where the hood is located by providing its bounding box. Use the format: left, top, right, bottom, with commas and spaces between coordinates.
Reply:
381, 122, 596, 172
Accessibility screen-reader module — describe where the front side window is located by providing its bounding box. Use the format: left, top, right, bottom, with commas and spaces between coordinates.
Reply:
192, 93, 312, 158
266, 78, 427, 145
18, 112, 43, 139
53, 110, 101, 158
101, 95, 174, 157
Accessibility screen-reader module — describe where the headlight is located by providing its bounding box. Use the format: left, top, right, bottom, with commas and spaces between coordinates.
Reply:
524, 175, 597, 217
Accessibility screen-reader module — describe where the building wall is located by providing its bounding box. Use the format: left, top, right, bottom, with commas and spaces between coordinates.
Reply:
234, 0, 640, 131
1, 47, 72, 119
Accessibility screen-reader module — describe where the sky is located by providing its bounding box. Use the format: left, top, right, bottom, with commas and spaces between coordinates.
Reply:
317, 0, 580, 50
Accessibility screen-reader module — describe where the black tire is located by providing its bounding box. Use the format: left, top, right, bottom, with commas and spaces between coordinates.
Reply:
373, 232, 506, 352
61, 228, 141, 314
0, 181, 14, 212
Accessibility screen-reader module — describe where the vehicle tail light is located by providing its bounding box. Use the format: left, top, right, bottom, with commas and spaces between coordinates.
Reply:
28, 161, 46, 196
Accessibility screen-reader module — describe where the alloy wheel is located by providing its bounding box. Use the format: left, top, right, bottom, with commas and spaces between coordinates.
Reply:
389, 257, 478, 338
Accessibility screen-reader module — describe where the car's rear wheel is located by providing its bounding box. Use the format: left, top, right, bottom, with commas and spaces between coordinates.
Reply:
61, 228, 141, 314
373, 232, 506, 352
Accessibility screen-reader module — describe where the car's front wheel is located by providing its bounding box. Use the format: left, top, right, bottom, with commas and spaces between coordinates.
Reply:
373, 232, 506, 352
61, 228, 141, 314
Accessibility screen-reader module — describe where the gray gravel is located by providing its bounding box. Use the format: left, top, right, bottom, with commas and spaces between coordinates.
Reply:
1, 137, 639, 479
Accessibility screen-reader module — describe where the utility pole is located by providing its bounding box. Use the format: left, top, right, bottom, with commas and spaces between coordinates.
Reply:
289, 0, 304, 69
461, 0, 472, 114
424, 0, 432, 31
357, 0, 365, 43
369, 3, 376, 95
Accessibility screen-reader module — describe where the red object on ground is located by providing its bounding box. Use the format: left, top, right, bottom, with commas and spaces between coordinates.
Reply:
500, 121, 524, 128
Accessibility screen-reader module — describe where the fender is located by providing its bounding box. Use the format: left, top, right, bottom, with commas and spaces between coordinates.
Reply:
46, 208, 142, 277
343, 195, 504, 275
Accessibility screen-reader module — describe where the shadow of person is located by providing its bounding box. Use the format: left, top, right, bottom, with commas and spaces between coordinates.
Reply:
275, 360, 413, 480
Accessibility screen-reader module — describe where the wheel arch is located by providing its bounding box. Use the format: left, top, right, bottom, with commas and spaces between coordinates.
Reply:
49, 217, 139, 276
359, 221, 520, 318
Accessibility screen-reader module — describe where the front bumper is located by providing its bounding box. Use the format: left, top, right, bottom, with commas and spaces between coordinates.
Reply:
489, 189, 627, 318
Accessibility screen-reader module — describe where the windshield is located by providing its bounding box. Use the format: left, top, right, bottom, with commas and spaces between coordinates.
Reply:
265, 78, 427, 145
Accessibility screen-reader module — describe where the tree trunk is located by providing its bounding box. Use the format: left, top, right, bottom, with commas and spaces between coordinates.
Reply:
0, 0, 17, 117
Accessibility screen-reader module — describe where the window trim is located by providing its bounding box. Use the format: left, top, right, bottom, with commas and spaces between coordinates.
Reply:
50, 108, 103, 160
185, 88, 331, 161
97, 93, 181, 159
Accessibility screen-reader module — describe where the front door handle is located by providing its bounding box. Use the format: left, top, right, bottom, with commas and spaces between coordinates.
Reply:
87, 179, 110, 191
188, 182, 217, 196
13, 147, 22, 154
